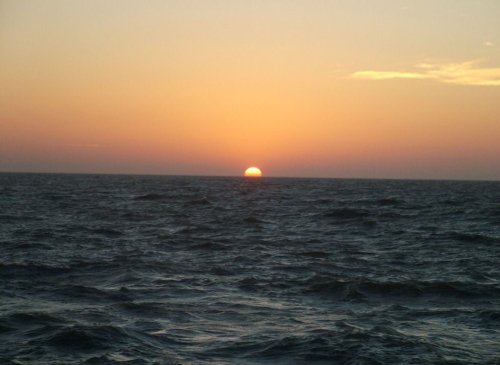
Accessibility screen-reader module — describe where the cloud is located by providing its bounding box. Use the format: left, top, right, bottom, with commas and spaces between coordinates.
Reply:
351, 71, 432, 80
483, 41, 494, 47
351, 60, 500, 86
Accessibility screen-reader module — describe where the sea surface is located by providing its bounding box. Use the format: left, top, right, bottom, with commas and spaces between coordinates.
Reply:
1, 173, 499, 365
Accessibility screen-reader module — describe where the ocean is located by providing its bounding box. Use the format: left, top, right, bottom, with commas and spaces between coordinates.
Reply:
1, 173, 499, 364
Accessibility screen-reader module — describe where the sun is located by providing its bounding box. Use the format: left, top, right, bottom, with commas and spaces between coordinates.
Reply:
244, 167, 262, 177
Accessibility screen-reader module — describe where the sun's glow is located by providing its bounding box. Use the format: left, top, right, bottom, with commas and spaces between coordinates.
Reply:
244, 167, 262, 177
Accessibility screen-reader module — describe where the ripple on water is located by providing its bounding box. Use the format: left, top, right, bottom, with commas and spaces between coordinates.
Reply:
0, 174, 499, 364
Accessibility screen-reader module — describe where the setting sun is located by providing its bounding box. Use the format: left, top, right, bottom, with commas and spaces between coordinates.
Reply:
244, 167, 262, 177
1, 2, 499, 364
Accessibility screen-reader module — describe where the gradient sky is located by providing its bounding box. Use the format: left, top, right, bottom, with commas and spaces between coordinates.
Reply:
1, 0, 499, 179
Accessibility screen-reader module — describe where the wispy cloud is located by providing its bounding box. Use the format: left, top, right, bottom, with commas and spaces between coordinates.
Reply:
351, 71, 432, 80
483, 41, 494, 47
351, 60, 500, 86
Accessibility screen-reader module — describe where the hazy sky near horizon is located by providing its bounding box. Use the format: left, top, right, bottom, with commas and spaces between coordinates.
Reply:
1, 0, 500, 179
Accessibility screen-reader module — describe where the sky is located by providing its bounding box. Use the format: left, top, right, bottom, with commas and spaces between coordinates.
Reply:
1, 0, 499, 180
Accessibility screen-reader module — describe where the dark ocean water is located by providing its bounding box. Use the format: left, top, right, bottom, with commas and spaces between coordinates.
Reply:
1, 173, 499, 365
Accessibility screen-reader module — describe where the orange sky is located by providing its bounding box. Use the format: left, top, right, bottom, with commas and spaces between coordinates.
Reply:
1, 0, 500, 179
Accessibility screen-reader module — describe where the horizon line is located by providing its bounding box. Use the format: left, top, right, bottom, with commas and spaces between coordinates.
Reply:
0, 170, 498, 183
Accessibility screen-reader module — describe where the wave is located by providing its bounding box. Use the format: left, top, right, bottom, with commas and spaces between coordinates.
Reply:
56, 285, 132, 302
304, 279, 366, 301
90, 228, 124, 237
46, 325, 127, 351
448, 232, 499, 244
0, 214, 43, 222
186, 196, 211, 205
178, 224, 215, 234
0, 262, 72, 276
479, 309, 500, 323
82, 353, 147, 364
485, 207, 500, 217
206, 324, 435, 364
15, 241, 52, 249
375, 197, 403, 206
113, 301, 172, 317
298, 251, 330, 258
2, 174, 499, 364
243, 216, 266, 224
189, 241, 229, 250
133, 193, 166, 201
304, 277, 500, 299
323, 208, 370, 219
0, 311, 68, 328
